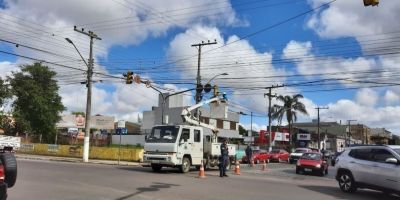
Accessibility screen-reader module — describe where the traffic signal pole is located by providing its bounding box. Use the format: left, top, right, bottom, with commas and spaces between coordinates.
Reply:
191, 41, 217, 111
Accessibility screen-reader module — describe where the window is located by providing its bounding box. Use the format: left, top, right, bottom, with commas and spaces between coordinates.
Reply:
194, 129, 201, 142
146, 126, 179, 143
181, 128, 190, 141
371, 149, 395, 163
217, 119, 223, 129
349, 149, 372, 161
230, 121, 236, 130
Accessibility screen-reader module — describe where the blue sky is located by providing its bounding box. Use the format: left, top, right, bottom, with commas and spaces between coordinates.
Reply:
1, 0, 400, 133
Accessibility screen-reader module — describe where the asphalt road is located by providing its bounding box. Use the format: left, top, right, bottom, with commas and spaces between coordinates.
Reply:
7, 159, 399, 200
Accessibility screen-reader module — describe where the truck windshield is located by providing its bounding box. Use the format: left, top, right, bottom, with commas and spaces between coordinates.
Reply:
146, 126, 180, 143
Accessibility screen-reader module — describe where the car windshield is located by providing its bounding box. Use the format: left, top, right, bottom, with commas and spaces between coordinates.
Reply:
295, 149, 309, 153
301, 153, 321, 160
146, 126, 180, 143
271, 150, 280, 153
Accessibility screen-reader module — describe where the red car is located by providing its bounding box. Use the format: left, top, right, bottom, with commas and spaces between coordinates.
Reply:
296, 153, 328, 176
242, 150, 270, 164
268, 149, 290, 163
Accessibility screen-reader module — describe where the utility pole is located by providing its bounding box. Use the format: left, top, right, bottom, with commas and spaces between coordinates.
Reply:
191, 40, 217, 104
264, 84, 284, 152
347, 120, 357, 147
250, 112, 253, 145
315, 106, 329, 150
74, 26, 101, 163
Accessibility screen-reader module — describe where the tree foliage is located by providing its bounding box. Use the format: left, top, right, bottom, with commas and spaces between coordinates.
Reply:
0, 78, 11, 107
71, 111, 85, 116
9, 62, 65, 142
271, 94, 308, 147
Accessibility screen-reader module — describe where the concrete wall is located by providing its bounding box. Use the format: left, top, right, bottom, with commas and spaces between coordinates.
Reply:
17, 143, 144, 162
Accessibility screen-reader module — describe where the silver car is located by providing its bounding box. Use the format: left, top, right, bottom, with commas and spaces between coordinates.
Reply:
335, 145, 400, 195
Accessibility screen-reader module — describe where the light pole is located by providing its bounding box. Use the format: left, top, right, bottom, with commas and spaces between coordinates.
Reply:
66, 32, 100, 162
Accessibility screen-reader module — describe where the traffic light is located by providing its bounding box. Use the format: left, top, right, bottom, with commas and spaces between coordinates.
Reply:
363, 0, 379, 6
123, 71, 134, 84
204, 83, 212, 93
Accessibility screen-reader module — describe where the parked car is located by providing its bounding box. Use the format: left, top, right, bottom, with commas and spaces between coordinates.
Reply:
242, 150, 270, 164
321, 149, 334, 160
331, 151, 343, 166
289, 148, 312, 164
0, 158, 6, 200
335, 145, 400, 195
268, 149, 290, 163
296, 152, 328, 176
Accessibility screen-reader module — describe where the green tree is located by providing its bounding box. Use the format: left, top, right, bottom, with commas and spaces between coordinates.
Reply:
0, 78, 11, 107
272, 94, 308, 148
238, 125, 247, 136
0, 77, 13, 135
9, 62, 65, 142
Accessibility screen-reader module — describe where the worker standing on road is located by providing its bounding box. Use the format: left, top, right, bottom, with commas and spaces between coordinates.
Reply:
219, 139, 229, 177
245, 145, 253, 166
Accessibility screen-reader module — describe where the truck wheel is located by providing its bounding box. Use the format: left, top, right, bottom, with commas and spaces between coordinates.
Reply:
0, 152, 17, 188
151, 164, 162, 172
180, 157, 191, 173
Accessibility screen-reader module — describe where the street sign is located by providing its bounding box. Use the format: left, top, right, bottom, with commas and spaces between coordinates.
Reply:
115, 128, 128, 135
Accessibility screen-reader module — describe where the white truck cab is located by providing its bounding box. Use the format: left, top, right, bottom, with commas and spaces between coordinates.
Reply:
143, 125, 235, 173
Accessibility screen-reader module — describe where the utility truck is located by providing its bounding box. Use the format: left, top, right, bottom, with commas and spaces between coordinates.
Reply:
0, 135, 20, 199
143, 96, 236, 173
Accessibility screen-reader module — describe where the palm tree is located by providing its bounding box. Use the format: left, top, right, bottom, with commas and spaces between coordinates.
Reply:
271, 94, 308, 149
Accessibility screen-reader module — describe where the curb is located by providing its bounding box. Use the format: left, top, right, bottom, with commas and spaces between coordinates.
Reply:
15, 154, 141, 166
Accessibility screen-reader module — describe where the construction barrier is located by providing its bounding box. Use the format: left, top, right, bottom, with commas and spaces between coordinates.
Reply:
234, 161, 241, 175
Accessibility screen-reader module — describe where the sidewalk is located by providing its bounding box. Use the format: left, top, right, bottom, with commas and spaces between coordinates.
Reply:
16, 153, 141, 166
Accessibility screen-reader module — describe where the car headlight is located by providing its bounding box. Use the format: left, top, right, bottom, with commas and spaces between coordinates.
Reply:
316, 164, 321, 168
296, 161, 301, 166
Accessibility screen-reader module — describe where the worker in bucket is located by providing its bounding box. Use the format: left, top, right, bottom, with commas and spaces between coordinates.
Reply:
219, 139, 229, 177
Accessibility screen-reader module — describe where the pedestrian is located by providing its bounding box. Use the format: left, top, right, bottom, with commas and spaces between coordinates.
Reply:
219, 139, 229, 177
245, 145, 253, 165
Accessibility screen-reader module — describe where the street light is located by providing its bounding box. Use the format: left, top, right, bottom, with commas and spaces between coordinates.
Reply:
205, 73, 228, 85
65, 37, 92, 162
65, 38, 89, 67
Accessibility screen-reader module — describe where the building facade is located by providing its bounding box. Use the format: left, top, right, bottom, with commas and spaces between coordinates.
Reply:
142, 93, 242, 139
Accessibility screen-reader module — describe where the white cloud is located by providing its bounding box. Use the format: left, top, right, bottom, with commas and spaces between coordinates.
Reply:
307, 0, 400, 54
167, 25, 286, 114
0, 61, 18, 79
355, 88, 378, 107
0, 0, 240, 123
282, 40, 377, 82
383, 90, 400, 106
241, 123, 266, 132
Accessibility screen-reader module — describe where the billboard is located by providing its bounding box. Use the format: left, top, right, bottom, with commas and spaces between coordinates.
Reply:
297, 133, 311, 141
57, 115, 115, 129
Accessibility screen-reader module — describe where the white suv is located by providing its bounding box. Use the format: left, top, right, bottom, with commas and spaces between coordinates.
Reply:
335, 145, 400, 195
